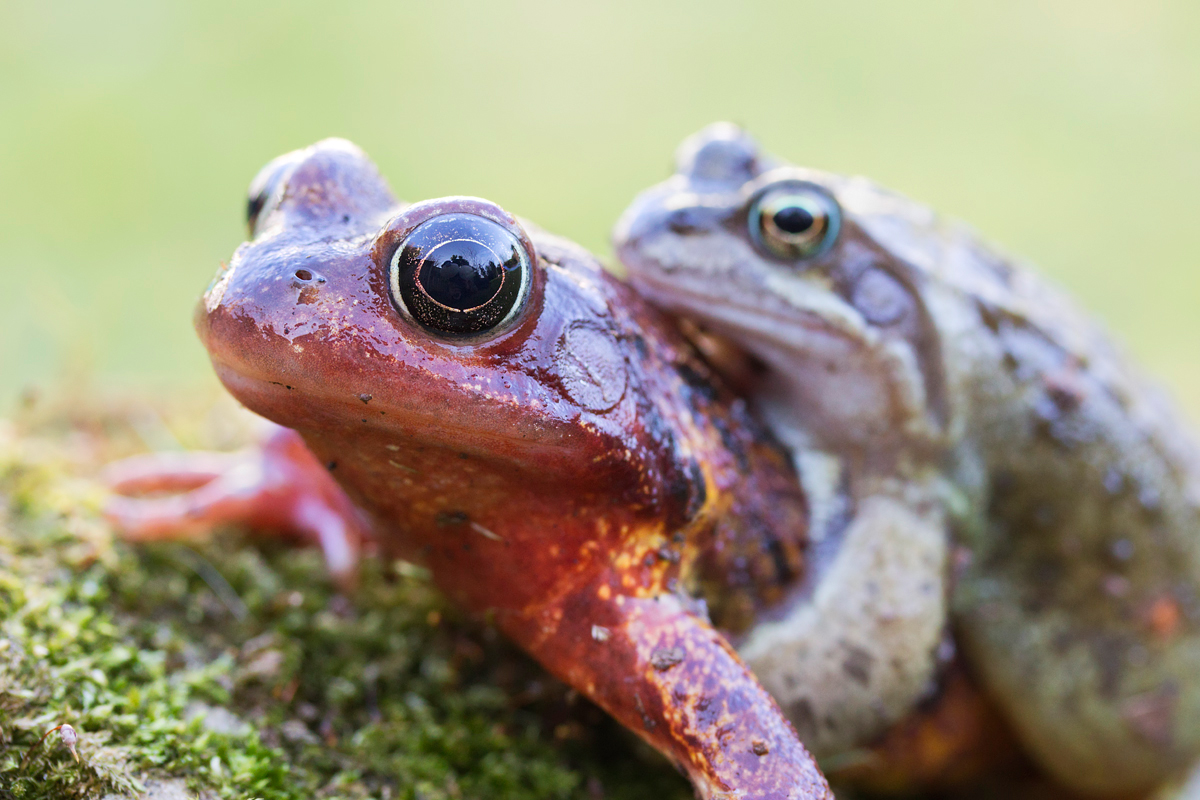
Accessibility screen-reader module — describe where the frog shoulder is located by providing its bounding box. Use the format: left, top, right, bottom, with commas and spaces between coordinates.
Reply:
934, 218, 1124, 364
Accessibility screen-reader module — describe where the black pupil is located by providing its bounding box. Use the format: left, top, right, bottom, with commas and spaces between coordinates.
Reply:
773, 204, 815, 235
419, 241, 505, 310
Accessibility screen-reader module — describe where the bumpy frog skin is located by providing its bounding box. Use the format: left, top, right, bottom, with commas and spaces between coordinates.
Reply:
614, 124, 1200, 796
107, 139, 835, 800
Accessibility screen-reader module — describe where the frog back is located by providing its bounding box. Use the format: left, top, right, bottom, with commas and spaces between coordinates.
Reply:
881, 194, 1200, 792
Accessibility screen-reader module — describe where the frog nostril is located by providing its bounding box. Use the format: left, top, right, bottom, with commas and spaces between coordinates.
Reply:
667, 209, 703, 235
295, 269, 313, 282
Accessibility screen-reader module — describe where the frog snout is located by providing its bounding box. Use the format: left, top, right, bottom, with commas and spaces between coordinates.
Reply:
613, 194, 733, 261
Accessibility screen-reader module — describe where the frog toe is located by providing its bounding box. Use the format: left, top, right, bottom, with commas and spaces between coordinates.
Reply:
104, 425, 368, 587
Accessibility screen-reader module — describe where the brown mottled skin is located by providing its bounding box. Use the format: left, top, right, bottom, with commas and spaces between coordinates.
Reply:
108, 139, 831, 799
615, 124, 1200, 797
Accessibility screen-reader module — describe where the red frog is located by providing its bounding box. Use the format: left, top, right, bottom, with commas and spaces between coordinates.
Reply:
105, 139, 832, 800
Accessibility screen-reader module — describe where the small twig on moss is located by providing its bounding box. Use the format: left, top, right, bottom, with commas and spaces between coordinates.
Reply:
19, 723, 80, 771
173, 543, 250, 620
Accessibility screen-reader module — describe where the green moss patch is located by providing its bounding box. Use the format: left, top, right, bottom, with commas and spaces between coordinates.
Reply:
0, 403, 691, 799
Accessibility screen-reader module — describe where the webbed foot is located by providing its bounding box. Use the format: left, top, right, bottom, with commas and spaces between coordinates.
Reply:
104, 422, 369, 585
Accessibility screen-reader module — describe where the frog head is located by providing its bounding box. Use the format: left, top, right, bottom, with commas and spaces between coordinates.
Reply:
197, 138, 809, 616
205, 140, 686, 505
614, 124, 950, 456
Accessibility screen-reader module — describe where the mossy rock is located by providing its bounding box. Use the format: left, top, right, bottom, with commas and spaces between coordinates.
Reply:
0, 395, 692, 800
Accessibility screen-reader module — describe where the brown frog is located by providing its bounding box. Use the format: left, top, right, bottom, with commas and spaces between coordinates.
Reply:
106, 138, 835, 800
614, 123, 1200, 797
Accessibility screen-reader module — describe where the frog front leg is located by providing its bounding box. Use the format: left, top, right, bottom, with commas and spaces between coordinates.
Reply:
104, 422, 369, 584
739, 476, 950, 760
502, 567, 833, 800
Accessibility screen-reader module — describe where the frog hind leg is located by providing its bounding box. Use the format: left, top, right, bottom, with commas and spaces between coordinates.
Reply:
955, 371, 1200, 796
104, 423, 368, 585
826, 660, 1027, 794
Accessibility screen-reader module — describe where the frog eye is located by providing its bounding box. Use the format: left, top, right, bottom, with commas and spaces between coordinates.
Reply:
246, 151, 304, 236
749, 184, 841, 260
390, 213, 532, 337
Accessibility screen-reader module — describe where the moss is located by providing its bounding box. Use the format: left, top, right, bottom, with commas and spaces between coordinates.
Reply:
0, 402, 692, 800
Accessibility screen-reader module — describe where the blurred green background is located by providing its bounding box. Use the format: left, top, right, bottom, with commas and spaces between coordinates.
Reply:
2, 1, 1198, 418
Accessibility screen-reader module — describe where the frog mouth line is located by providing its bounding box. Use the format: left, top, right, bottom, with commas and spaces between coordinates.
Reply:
627, 271, 871, 355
